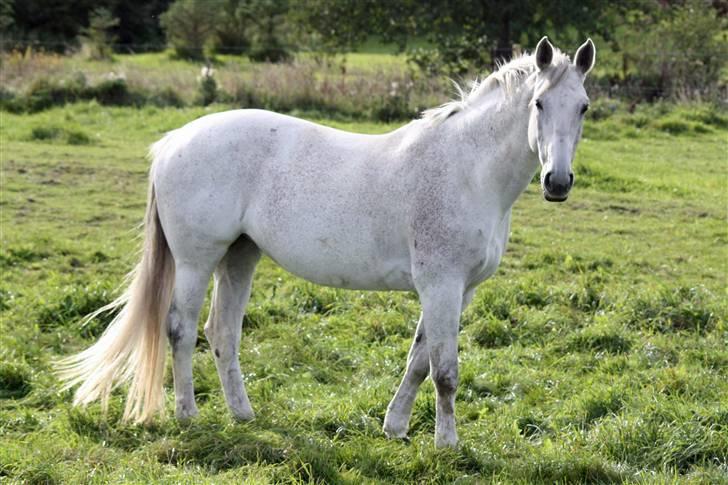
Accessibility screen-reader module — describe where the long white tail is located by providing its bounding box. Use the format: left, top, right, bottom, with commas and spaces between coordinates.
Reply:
56, 179, 175, 423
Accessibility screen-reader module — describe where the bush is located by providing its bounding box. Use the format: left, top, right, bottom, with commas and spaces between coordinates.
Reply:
214, 0, 251, 55
243, 0, 293, 63
25, 76, 86, 112
248, 42, 292, 63
619, 1, 728, 100
66, 130, 92, 145
78, 7, 119, 61
196, 66, 217, 106
149, 87, 185, 107
371, 81, 416, 122
30, 125, 62, 141
161, 0, 223, 60
91, 77, 137, 106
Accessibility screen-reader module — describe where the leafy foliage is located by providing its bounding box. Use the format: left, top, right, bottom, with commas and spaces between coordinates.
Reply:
617, 0, 728, 100
160, 0, 223, 60
78, 7, 119, 60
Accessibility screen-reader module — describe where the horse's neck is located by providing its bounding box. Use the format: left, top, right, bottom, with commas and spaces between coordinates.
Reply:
446, 86, 538, 212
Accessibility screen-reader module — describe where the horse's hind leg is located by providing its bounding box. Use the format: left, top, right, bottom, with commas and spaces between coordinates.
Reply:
204, 235, 260, 420
168, 256, 223, 420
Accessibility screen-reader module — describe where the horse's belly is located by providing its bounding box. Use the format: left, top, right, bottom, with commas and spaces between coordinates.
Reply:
245, 219, 414, 291
273, 251, 413, 291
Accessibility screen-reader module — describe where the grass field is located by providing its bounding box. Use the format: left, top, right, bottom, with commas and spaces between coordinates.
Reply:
1, 102, 726, 483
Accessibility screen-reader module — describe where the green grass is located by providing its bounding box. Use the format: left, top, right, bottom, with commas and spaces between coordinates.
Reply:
1, 103, 726, 483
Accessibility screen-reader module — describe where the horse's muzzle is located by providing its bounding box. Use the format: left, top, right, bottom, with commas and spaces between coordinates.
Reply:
542, 171, 573, 202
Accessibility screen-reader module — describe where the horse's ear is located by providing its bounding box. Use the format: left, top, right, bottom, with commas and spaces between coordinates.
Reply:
574, 38, 596, 76
535, 36, 554, 71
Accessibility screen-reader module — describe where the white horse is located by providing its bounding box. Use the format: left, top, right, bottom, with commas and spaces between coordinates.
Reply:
58, 37, 595, 448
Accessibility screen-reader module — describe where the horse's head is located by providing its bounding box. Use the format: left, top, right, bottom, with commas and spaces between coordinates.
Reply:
528, 37, 595, 202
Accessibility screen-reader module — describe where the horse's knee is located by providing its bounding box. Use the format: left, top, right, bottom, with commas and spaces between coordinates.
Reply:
432, 364, 458, 397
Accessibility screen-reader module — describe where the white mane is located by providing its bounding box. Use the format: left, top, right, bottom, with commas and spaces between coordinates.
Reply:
421, 49, 571, 123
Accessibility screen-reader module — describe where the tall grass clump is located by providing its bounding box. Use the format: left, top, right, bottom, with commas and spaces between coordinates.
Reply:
623, 286, 721, 333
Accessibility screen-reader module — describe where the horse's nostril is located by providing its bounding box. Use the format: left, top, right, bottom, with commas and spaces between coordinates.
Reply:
568, 173, 574, 188
544, 172, 552, 189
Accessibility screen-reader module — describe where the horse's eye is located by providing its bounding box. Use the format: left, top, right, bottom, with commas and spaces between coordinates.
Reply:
580, 104, 589, 115
535, 100, 543, 111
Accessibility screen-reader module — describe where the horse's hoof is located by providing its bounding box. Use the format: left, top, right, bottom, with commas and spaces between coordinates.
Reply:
383, 422, 408, 440
175, 403, 199, 422
434, 434, 458, 449
232, 410, 255, 422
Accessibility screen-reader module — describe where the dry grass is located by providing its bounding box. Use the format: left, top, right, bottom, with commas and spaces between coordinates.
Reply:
1, 49, 447, 119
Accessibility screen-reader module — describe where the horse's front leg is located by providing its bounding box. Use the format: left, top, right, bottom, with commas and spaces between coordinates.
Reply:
418, 279, 465, 448
383, 313, 429, 439
384, 287, 474, 443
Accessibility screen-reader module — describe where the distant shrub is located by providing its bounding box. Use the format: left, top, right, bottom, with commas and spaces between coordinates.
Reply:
248, 42, 291, 64
161, 0, 222, 60
91, 77, 136, 106
28, 125, 93, 145
586, 98, 622, 121
30, 125, 62, 141
654, 117, 691, 135
25, 77, 86, 112
681, 105, 728, 129
244, 0, 292, 63
196, 66, 217, 106
620, 0, 727, 101
66, 129, 92, 145
371, 81, 416, 122
78, 7, 119, 61
213, 0, 250, 55
149, 87, 185, 107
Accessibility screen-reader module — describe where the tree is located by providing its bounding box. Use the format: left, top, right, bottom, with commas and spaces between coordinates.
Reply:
160, 0, 222, 60
619, 0, 728, 99
79, 7, 119, 60
295, 0, 633, 75
214, 0, 250, 54
240, 0, 292, 62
